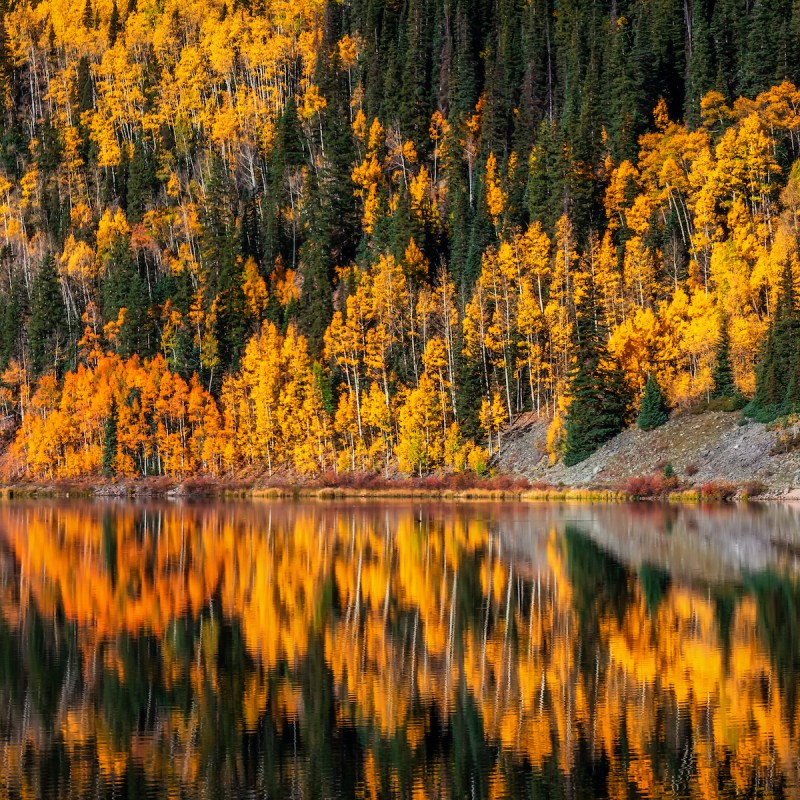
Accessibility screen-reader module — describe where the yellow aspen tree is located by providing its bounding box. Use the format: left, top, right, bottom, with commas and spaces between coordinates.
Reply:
361, 381, 393, 475
485, 151, 506, 229
422, 336, 451, 441
395, 372, 443, 476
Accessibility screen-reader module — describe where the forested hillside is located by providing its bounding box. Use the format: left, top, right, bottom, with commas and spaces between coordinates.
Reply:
2, 0, 800, 480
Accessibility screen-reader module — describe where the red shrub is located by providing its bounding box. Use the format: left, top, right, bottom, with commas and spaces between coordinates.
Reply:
700, 481, 737, 502
624, 474, 664, 498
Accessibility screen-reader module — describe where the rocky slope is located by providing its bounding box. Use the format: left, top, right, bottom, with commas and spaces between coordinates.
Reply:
497, 411, 800, 496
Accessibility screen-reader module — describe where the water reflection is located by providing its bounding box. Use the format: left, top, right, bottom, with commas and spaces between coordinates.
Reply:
0, 500, 799, 798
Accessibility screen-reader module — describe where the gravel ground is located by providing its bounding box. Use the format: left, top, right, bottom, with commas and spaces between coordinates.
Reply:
496, 410, 800, 494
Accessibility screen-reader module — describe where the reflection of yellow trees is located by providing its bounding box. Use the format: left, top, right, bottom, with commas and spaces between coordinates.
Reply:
0, 503, 799, 798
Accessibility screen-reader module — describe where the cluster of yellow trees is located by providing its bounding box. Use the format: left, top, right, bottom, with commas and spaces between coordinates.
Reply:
3, 311, 488, 479
0, 502, 797, 797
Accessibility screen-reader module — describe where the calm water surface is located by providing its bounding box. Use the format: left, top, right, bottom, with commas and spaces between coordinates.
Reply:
1, 500, 800, 798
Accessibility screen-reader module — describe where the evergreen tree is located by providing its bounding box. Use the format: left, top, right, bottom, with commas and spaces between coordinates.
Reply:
746, 264, 800, 420
102, 400, 118, 478
711, 318, 738, 399
102, 236, 150, 357
199, 155, 248, 373
297, 43, 358, 354
0, 271, 21, 370
637, 374, 669, 430
686, 0, 715, 125
28, 254, 67, 377
126, 138, 156, 224
563, 291, 631, 466
455, 343, 484, 442
76, 56, 93, 114
527, 121, 564, 233
108, 0, 120, 47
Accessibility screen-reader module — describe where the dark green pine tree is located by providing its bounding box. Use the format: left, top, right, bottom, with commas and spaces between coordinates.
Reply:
637, 374, 669, 430
563, 289, 631, 466
605, 12, 647, 162
268, 95, 305, 269
526, 120, 565, 234
454, 341, 485, 443
711, 317, 738, 399
108, 0, 120, 47
685, 0, 716, 126
82, 0, 93, 29
784, 344, 800, 413
746, 263, 800, 420
742, 0, 790, 96
710, 0, 746, 98
398, 0, 432, 144
199, 155, 248, 373
101, 235, 151, 357
125, 138, 156, 224
76, 55, 94, 114
28, 254, 67, 377
102, 399, 118, 478
0, 271, 22, 370
296, 30, 359, 354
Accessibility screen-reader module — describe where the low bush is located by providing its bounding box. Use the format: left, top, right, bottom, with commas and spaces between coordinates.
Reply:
624, 474, 664, 498
741, 480, 768, 499
685, 463, 699, 476
700, 481, 737, 502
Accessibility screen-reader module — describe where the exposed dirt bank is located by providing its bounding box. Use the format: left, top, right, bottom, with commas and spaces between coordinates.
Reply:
497, 410, 800, 497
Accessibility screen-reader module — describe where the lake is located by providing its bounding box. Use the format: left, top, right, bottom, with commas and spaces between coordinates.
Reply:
1, 500, 800, 798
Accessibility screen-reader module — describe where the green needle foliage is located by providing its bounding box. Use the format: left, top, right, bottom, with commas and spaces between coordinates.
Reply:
102, 400, 118, 478
712, 318, 738, 400
746, 265, 800, 422
637, 374, 669, 431
564, 291, 631, 466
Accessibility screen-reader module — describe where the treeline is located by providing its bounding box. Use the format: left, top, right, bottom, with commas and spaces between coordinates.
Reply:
1, 0, 800, 478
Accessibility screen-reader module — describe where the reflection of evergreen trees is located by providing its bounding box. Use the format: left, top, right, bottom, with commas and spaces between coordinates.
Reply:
638, 563, 671, 616
565, 525, 635, 635
747, 571, 800, 715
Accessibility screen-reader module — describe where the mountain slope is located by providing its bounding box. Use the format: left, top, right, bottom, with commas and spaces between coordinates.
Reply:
498, 411, 800, 494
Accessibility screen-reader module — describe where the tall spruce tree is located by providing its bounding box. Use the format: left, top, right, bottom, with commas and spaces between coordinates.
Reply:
563, 289, 631, 466
0, 272, 21, 370
102, 400, 118, 478
637, 374, 669, 430
28, 254, 67, 377
101, 236, 150, 357
746, 263, 800, 421
199, 155, 248, 373
108, 0, 120, 47
711, 317, 738, 399
126, 138, 156, 224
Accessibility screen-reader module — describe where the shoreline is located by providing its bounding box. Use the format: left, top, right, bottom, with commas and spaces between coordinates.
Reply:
0, 474, 784, 503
